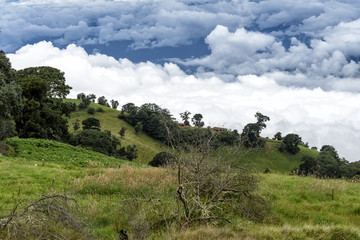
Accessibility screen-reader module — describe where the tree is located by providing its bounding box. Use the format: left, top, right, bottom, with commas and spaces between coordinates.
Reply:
134, 122, 143, 135
254, 112, 270, 132
273, 132, 282, 140
316, 152, 340, 178
0, 50, 22, 140
167, 128, 268, 227
82, 118, 101, 131
110, 99, 119, 109
121, 102, 137, 113
97, 96, 109, 107
73, 119, 80, 132
15, 66, 72, 141
320, 145, 340, 162
241, 112, 269, 148
298, 155, 317, 176
180, 111, 191, 126
119, 127, 126, 138
87, 93, 96, 102
87, 107, 95, 115
73, 129, 119, 156
191, 113, 204, 127
77, 93, 86, 100
148, 152, 177, 167
278, 133, 302, 154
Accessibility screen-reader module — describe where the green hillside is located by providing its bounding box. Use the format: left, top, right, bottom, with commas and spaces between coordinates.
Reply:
1, 138, 359, 239
238, 139, 319, 173
65, 99, 319, 172
65, 99, 168, 164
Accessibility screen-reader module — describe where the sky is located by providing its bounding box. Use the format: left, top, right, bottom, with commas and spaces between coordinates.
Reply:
1, 0, 360, 161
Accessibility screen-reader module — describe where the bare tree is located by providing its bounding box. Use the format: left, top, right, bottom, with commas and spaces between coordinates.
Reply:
0, 194, 91, 240
160, 117, 269, 228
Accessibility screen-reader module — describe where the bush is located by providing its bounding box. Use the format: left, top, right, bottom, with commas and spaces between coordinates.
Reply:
73, 129, 119, 155
82, 118, 100, 131
96, 107, 104, 113
87, 107, 95, 115
148, 152, 177, 167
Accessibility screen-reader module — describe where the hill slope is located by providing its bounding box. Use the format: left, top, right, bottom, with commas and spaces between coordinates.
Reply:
1, 138, 359, 239
65, 99, 168, 164
65, 99, 319, 172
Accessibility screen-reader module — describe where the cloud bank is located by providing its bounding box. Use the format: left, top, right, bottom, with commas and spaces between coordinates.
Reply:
2, 0, 360, 92
2, 0, 360, 52
8, 41, 360, 162
184, 24, 360, 92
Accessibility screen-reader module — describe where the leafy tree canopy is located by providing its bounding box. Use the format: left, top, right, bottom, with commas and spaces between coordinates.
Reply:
192, 113, 204, 127
82, 118, 101, 131
15, 66, 72, 141
278, 133, 302, 154
0, 50, 22, 140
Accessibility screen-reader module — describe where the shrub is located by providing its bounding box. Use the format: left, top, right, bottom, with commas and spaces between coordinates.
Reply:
87, 107, 95, 115
96, 107, 104, 113
148, 152, 177, 167
73, 129, 119, 155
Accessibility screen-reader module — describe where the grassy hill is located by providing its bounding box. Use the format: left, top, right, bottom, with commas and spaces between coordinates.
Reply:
1, 137, 360, 239
65, 99, 168, 164
238, 139, 319, 173
2, 100, 349, 239
65, 99, 319, 173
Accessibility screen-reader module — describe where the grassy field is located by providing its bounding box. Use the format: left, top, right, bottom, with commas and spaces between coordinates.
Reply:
1, 137, 360, 239
1, 103, 357, 239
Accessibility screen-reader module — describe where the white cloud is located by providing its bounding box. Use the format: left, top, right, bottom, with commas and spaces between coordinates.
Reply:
183, 25, 360, 92
8, 42, 360, 162
2, 0, 360, 53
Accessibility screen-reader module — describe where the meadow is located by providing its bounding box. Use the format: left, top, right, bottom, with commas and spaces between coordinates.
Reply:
1, 136, 360, 239
1, 102, 359, 239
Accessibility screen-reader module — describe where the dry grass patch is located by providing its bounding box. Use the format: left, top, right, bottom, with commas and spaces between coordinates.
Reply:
74, 165, 176, 190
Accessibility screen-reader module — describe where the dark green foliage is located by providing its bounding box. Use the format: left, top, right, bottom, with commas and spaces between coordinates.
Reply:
77, 93, 86, 99
279, 133, 302, 154
180, 111, 191, 126
87, 107, 95, 115
110, 99, 119, 109
320, 145, 340, 162
87, 93, 96, 102
273, 132, 282, 140
241, 123, 261, 148
97, 96, 109, 107
148, 152, 177, 167
191, 113, 204, 127
82, 118, 100, 131
255, 112, 270, 132
212, 129, 239, 146
115, 145, 138, 161
72, 129, 120, 156
119, 127, 126, 138
121, 102, 137, 113
0, 53, 22, 140
316, 152, 340, 178
298, 155, 317, 176
17, 66, 71, 98
15, 66, 71, 141
73, 119, 80, 132
96, 107, 104, 113
241, 112, 269, 148
134, 122, 143, 135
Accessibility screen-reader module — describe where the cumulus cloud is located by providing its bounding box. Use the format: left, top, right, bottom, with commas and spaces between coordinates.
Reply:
8, 42, 360, 161
183, 25, 360, 92
1, 0, 360, 53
